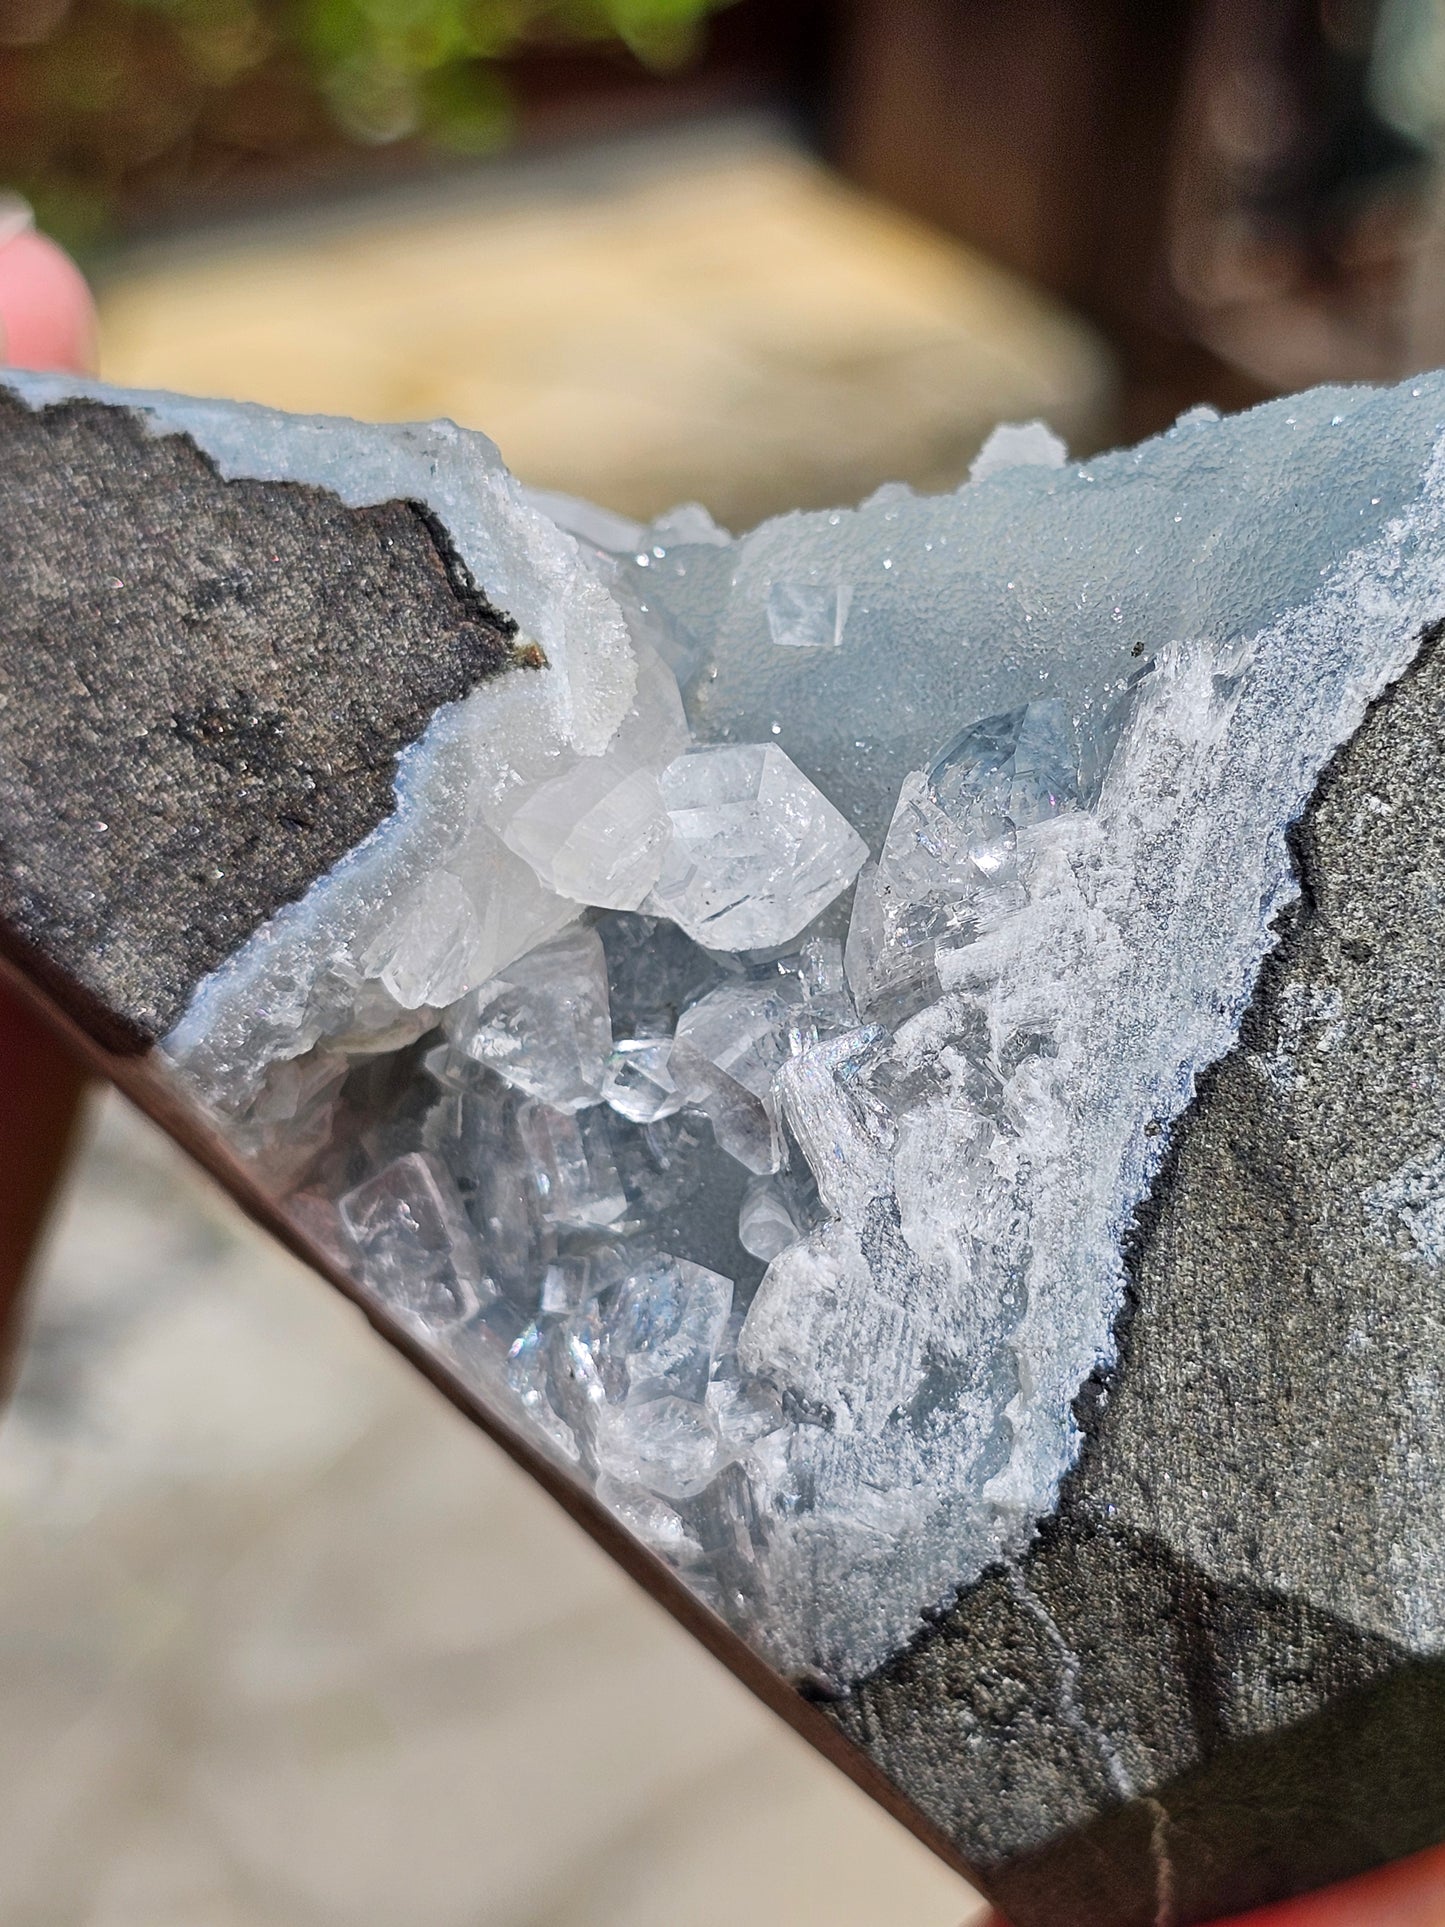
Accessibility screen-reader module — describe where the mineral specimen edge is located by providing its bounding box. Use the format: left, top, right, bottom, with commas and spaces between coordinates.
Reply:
0, 937, 972, 1909
4, 367, 1445, 1927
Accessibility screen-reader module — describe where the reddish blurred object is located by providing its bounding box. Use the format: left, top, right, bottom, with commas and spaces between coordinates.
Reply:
0, 981, 85, 1396
0, 205, 94, 1384
0, 200, 96, 372
1207, 1836, 1445, 1925
980, 1834, 1445, 1926
833, 0, 1443, 438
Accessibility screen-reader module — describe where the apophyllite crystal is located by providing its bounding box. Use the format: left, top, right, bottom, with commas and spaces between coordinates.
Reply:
7, 368, 1445, 1927
51, 370, 1427, 1681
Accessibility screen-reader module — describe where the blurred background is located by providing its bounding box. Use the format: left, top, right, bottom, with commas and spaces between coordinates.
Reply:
12, 0, 1445, 438
6, 3, 1445, 1923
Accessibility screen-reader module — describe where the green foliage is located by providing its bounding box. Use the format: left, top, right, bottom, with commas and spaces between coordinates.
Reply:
0, 0, 732, 252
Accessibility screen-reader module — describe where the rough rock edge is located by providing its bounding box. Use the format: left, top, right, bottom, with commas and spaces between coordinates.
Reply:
828, 618, 1445, 1927
0, 393, 536, 1049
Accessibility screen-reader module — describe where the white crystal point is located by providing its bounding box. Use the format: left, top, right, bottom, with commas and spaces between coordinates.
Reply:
503, 1323, 585, 1466
969, 419, 1068, 480
358, 810, 583, 1016
705, 1375, 786, 1454
441, 922, 610, 1110
670, 981, 788, 1173
776, 1025, 894, 1220
504, 1251, 736, 1503
738, 1172, 812, 1261
844, 857, 946, 1020
841, 700, 1084, 1019
766, 578, 852, 649
359, 868, 470, 1011
596, 1394, 720, 1500
590, 1254, 734, 1499
928, 696, 1087, 830
602, 1037, 684, 1122
648, 744, 867, 949
501, 762, 670, 909
612, 1255, 733, 1402
339, 1151, 490, 1331
498, 642, 689, 910
1172, 402, 1222, 430
738, 1218, 923, 1433
227, 1049, 349, 1186
595, 1476, 704, 1563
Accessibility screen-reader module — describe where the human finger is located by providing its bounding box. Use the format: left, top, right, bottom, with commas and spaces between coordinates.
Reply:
978, 1837, 1445, 1927
0, 197, 97, 374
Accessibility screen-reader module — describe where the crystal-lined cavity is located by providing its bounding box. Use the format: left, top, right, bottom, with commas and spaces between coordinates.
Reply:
98, 367, 1445, 1682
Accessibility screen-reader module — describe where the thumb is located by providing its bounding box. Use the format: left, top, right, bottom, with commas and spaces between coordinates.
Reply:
0, 196, 97, 374
980, 1837, 1445, 1927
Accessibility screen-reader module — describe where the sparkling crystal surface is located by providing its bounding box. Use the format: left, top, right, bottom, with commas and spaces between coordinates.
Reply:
648, 743, 867, 949
440, 923, 610, 1110
601, 1038, 684, 1122
339, 1150, 491, 1331
119, 372, 1445, 1683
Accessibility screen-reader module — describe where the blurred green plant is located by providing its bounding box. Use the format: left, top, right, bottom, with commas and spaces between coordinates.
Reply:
0, 0, 733, 250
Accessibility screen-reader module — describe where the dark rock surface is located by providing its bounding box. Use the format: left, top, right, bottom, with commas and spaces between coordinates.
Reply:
832, 622, 1445, 1924
0, 389, 534, 1049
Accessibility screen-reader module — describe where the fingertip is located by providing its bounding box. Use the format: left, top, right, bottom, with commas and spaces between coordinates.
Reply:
980, 1838, 1445, 1927
1182, 1839, 1445, 1926
0, 212, 98, 376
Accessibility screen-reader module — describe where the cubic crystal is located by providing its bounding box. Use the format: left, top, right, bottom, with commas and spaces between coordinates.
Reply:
501, 762, 671, 909
766, 578, 852, 649
669, 942, 854, 1174
339, 1151, 490, 1330
602, 1037, 684, 1122
609, 1254, 733, 1402
517, 1102, 626, 1229
422, 1078, 554, 1305
647, 744, 867, 949
442, 921, 610, 1110
670, 981, 789, 1173
595, 1394, 720, 1500
927, 697, 1085, 832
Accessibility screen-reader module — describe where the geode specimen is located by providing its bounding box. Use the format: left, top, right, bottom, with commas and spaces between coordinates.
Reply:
3, 370, 1445, 1926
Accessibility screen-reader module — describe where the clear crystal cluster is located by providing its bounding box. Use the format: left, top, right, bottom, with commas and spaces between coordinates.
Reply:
303, 914, 857, 1634
31, 363, 1432, 1681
